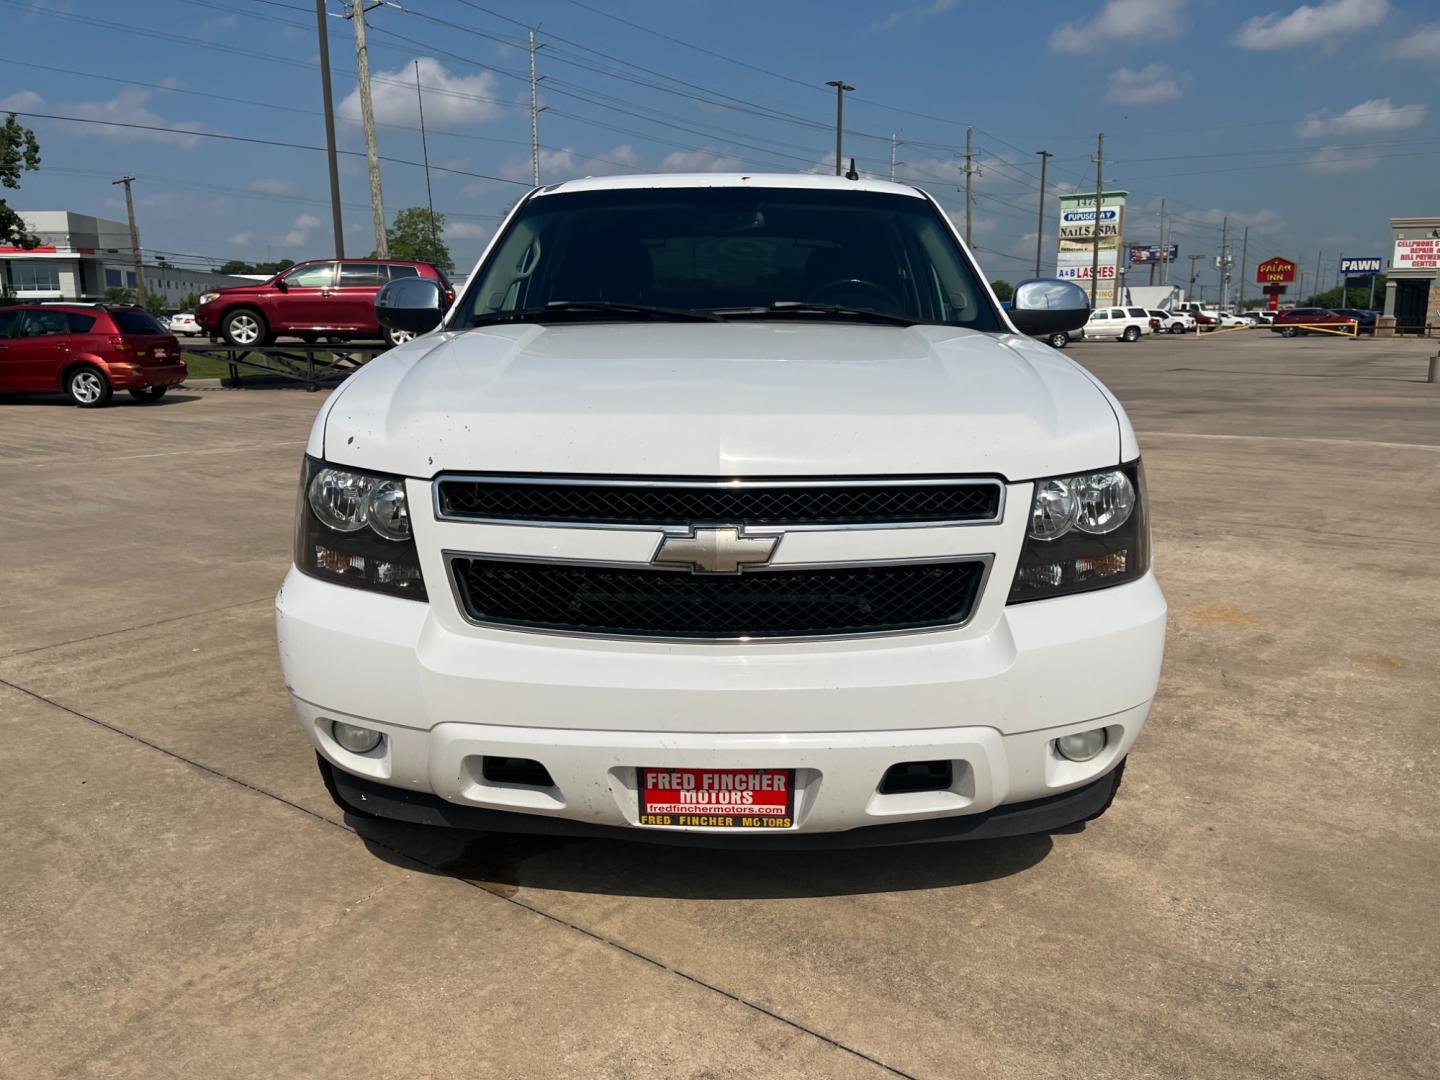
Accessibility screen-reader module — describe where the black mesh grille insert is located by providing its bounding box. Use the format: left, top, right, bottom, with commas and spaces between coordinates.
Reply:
436, 478, 1000, 527
450, 558, 986, 639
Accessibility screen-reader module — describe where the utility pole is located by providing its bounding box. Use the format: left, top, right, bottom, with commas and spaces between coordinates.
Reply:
1188, 252, 1203, 302
1236, 225, 1249, 312
348, 0, 387, 256
1313, 249, 1322, 303
1218, 215, 1230, 310
961, 127, 981, 245
315, 0, 344, 257
825, 80, 853, 176
414, 61, 438, 259
111, 176, 145, 301
529, 31, 548, 185
890, 133, 901, 182
1089, 132, 1104, 308
1034, 149, 1051, 277
1158, 197, 1167, 287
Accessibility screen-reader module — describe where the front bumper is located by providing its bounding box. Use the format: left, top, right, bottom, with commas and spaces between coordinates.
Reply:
276, 566, 1166, 840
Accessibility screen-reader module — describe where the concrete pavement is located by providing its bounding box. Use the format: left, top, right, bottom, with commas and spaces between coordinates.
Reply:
2, 333, 1436, 1078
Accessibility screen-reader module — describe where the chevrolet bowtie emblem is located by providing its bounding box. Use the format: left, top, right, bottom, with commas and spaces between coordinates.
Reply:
652, 526, 779, 574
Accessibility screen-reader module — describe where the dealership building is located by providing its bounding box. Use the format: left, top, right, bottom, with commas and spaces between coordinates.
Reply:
0, 211, 251, 306
1384, 216, 1440, 334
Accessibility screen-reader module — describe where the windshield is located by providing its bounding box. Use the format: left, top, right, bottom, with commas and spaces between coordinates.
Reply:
456, 187, 1004, 330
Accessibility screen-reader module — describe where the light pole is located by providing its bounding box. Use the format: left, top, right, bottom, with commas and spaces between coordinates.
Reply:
825, 80, 853, 176
1034, 150, 1051, 277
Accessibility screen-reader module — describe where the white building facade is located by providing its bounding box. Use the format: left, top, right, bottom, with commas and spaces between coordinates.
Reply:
1, 211, 252, 307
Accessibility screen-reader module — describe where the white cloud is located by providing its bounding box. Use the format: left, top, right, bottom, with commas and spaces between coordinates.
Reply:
6, 87, 206, 147
247, 178, 300, 196
280, 213, 321, 247
446, 220, 496, 240
497, 144, 641, 185
1049, 0, 1185, 53
869, 0, 960, 32
1304, 146, 1378, 173
1391, 22, 1440, 61
1184, 206, 1288, 235
1297, 98, 1425, 137
1107, 65, 1184, 106
339, 57, 502, 127
229, 231, 252, 246
1234, 0, 1388, 50
657, 147, 745, 173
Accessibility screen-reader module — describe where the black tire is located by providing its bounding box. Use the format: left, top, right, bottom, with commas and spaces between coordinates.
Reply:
1167, 323, 1183, 334
1281, 326, 1298, 338
128, 386, 168, 403
383, 325, 417, 348
299, 333, 319, 344
221, 308, 270, 347
1122, 325, 1141, 342
66, 366, 112, 408
1046, 331, 1068, 349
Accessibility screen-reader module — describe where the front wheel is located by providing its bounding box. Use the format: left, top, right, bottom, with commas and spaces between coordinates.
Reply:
67, 367, 112, 408
1281, 326, 1299, 338
221, 309, 269, 347
128, 386, 168, 403
1046, 332, 1068, 349
383, 326, 417, 348
1122, 325, 1141, 342
1168, 324, 1183, 334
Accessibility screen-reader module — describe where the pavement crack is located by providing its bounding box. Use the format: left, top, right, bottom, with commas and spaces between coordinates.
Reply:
0, 596, 276, 661
0, 675, 921, 1080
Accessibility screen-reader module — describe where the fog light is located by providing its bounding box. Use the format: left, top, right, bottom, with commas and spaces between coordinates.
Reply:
332, 721, 382, 753
1055, 728, 1107, 762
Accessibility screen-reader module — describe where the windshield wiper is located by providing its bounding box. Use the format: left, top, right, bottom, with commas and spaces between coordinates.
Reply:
473, 300, 724, 325
705, 301, 917, 326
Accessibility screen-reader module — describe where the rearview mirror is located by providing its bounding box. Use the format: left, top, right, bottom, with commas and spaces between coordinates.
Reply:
376, 277, 445, 335
1007, 278, 1090, 336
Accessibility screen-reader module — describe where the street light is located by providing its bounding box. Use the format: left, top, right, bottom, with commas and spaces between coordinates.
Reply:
825, 80, 854, 176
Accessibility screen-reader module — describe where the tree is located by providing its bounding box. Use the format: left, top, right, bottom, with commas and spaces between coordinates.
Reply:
989, 279, 1014, 302
179, 291, 200, 310
214, 258, 294, 276
104, 286, 135, 305
376, 207, 452, 273
142, 288, 168, 315
0, 113, 41, 248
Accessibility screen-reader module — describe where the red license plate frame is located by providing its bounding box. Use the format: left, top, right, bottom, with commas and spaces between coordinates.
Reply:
637, 767, 795, 829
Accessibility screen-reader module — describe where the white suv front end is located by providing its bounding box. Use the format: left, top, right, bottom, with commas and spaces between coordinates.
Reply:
275, 174, 1166, 847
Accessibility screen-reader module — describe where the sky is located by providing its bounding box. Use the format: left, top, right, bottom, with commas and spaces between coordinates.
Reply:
4, 0, 1437, 301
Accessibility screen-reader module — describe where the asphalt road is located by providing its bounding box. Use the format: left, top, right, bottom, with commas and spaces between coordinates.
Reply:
2, 331, 1437, 1079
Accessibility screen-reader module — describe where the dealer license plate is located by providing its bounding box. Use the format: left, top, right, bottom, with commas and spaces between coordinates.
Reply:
637, 768, 795, 829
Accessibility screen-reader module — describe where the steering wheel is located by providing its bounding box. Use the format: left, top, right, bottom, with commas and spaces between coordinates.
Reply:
805, 277, 903, 310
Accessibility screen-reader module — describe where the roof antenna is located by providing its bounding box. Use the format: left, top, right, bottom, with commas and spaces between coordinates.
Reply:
845, 157, 860, 181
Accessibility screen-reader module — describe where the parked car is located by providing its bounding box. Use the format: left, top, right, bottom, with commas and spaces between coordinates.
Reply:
279, 173, 1165, 846
1195, 310, 1248, 328
1238, 310, 1274, 325
1332, 308, 1378, 334
1085, 306, 1154, 342
0, 304, 185, 407
1146, 309, 1192, 334
1270, 307, 1358, 337
168, 309, 202, 336
1040, 326, 1085, 349
195, 258, 454, 347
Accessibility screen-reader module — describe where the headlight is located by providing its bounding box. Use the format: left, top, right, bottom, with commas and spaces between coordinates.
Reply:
295, 457, 427, 600
1008, 461, 1149, 603
199, 292, 219, 304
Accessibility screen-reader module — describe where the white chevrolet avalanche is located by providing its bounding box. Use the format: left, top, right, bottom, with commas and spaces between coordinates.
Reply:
275, 174, 1166, 847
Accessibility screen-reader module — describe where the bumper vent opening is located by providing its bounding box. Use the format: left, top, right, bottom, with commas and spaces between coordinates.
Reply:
879, 760, 953, 795
481, 756, 555, 788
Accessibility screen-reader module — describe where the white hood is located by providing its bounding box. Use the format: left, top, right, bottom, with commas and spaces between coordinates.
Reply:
315, 322, 1125, 481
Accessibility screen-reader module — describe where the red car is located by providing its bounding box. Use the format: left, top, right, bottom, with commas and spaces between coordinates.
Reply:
1270, 307, 1357, 337
196, 258, 452, 347
0, 304, 185, 407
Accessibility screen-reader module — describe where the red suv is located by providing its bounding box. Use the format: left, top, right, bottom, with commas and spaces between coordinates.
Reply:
196, 259, 452, 347
0, 304, 185, 407
1270, 307, 1357, 337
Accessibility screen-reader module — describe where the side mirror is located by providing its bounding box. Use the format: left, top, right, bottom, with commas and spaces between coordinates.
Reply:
376, 277, 444, 335
274, 277, 288, 292
1007, 278, 1090, 336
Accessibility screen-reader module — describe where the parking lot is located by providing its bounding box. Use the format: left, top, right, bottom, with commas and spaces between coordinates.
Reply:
2, 331, 1437, 1079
